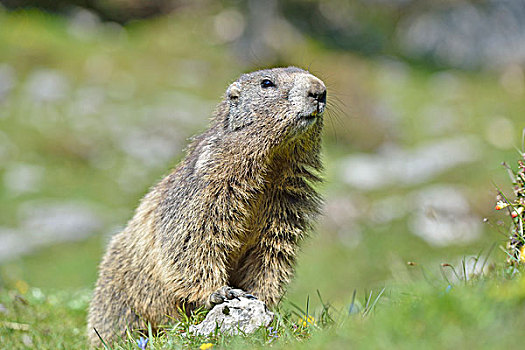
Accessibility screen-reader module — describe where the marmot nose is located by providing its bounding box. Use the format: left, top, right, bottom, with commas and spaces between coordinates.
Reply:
307, 80, 327, 104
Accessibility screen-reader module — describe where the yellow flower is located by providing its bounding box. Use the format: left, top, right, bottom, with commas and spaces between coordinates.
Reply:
519, 245, 525, 263
15, 280, 29, 294
299, 315, 315, 327
200, 343, 213, 350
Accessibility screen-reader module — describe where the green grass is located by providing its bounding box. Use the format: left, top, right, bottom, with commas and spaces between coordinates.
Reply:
2, 263, 525, 349
0, 288, 90, 348
0, 235, 104, 290
304, 274, 525, 350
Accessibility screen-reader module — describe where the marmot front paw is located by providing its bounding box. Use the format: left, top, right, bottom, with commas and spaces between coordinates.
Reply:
207, 286, 256, 308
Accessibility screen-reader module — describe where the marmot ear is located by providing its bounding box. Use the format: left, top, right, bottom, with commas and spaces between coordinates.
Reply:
227, 82, 241, 104
226, 82, 252, 131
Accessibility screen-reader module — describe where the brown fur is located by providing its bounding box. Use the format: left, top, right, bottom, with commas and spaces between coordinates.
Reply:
87, 67, 327, 346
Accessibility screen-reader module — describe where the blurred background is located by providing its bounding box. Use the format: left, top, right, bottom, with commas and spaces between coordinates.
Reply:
0, 0, 524, 310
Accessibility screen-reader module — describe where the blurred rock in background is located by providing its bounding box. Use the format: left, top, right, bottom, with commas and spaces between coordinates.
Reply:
3, 0, 525, 69
397, 0, 525, 69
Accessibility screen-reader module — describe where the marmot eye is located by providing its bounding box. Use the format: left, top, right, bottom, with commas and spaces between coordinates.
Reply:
261, 79, 275, 88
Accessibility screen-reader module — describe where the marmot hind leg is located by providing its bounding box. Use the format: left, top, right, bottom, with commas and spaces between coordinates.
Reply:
87, 286, 143, 346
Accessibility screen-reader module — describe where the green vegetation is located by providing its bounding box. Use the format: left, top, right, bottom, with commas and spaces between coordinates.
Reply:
3, 264, 525, 349
0, 5, 524, 349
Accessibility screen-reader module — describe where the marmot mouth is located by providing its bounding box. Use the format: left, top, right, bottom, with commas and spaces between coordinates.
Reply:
298, 110, 322, 121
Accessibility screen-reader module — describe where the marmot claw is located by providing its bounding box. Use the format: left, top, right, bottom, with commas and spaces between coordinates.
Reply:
208, 286, 256, 307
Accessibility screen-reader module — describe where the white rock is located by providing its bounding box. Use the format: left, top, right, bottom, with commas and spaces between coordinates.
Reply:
0, 200, 103, 262
0, 64, 16, 100
189, 297, 273, 336
25, 69, 69, 102
3, 163, 45, 196
340, 136, 481, 190
20, 200, 102, 241
408, 185, 481, 246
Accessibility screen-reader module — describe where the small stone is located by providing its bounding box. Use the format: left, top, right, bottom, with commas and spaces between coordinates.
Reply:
22, 334, 33, 347
189, 297, 273, 336
0, 64, 16, 101
25, 69, 69, 102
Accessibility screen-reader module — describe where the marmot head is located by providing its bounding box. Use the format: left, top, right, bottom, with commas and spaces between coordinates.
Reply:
223, 67, 326, 140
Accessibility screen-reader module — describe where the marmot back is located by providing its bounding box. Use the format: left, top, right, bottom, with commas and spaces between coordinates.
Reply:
87, 67, 327, 346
